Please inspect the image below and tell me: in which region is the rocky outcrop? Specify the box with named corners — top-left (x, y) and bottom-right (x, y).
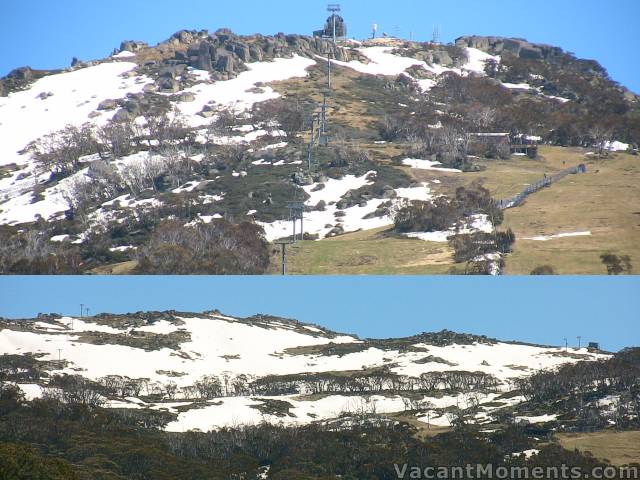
top-left (0, 66), bottom-right (37, 97)
top-left (167, 29), bottom-right (352, 79)
top-left (455, 35), bottom-right (563, 60)
top-left (118, 40), bottom-right (148, 53)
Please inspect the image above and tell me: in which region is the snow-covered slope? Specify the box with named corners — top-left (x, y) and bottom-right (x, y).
top-left (330, 46), bottom-right (498, 91)
top-left (1, 311), bottom-right (610, 432)
top-left (0, 61), bottom-right (152, 168)
top-left (1, 33), bottom-right (631, 266)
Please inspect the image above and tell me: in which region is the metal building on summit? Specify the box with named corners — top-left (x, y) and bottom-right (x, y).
top-left (314, 13), bottom-right (347, 41)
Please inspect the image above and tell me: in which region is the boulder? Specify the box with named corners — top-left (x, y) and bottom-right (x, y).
top-left (158, 76), bottom-right (180, 93)
top-left (119, 40), bottom-right (148, 53)
top-left (216, 54), bottom-right (234, 73)
top-left (159, 64), bottom-right (186, 79)
top-left (7, 66), bottom-right (34, 81)
top-left (382, 189), bottom-right (397, 199)
top-left (327, 225), bottom-right (344, 236)
top-left (249, 46), bottom-right (263, 61)
top-left (215, 28), bottom-right (235, 43)
top-left (178, 92), bottom-right (196, 102)
top-left (519, 45), bottom-right (543, 59)
top-left (432, 50), bottom-right (452, 66)
top-left (97, 99), bottom-right (118, 110)
top-left (196, 41), bottom-right (215, 70)
top-left (112, 109), bottom-right (133, 122)
top-left (175, 30), bottom-right (195, 44)
top-left (199, 104), bottom-right (216, 117)
top-left (233, 43), bottom-right (251, 62)
top-left (292, 171), bottom-right (314, 185)
top-left (123, 99), bottom-right (141, 115)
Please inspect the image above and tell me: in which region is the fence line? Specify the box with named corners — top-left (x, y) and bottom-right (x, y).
top-left (494, 163), bottom-right (587, 210)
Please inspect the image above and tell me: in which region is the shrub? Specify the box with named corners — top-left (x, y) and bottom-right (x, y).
top-left (393, 182), bottom-right (503, 233)
top-left (135, 219), bottom-right (270, 274)
top-left (28, 124), bottom-right (99, 178)
top-left (531, 265), bottom-right (556, 275)
top-left (600, 253), bottom-right (632, 275)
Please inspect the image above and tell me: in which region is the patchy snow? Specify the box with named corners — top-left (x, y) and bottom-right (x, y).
top-left (463, 48), bottom-right (500, 74)
top-left (260, 141), bottom-right (289, 151)
top-left (515, 414), bottom-right (558, 424)
top-left (511, 449), bottom-right (540, 459)
top-left (402, 158), bottom-right (462, 173)
top-left (306, 172), bottom-right (375, 206)
top-left (404, 214), bottom-right (493, 243)
top-left (16, 383), bottom-right (45, 401)
top-left (544, 94), bottom-right (571, 103)
top-left (0, 168), bottom-right (89, 225)
top-left (330, 46), bottom-right (497, 92)
top-left (0, 314), bottom-right (360, 387)
top-left (109, 245), bottom-right (134, 252)
top-left (2, 311), bottom-right (613, 432)
top-left (602, 140), bottom-right (630, 152)
top-left (171, 180), bottom-right (203, 193)
top-left (502, 82), bottom-right (533, 90)
top-left (523, 231), bottom-right (591, 241)
top-left (50, 234), bottom-right (70, 242)
top-left (259, 172), bottom-right (433, 241)
top-left (111, 50), bottom-right (136, 59)
top-left (167, 393), bottom-right (420, 432)
top-left (171, 55), bottom-right (315, 128)
top-left (0, 61), bottom-right (151, 168)
top-left (134, 320), bottom-right (182, 335)
top-left (331, 47), bottom-right (425, 76)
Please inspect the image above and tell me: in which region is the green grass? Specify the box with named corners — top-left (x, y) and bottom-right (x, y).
top-left (279, 146), bottom-right (639, 275)
top-left (556, 430), bottom-right (640, 466)
top-left (279, 226), bottom-right (456, 275)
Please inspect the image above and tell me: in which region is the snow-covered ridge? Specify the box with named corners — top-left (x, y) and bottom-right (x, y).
top-left (329, 46), bottom-right (499, 92)
top-left (1, 311), bottom-right (611, 432)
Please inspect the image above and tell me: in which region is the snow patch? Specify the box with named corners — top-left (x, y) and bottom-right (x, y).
top-left (402, 158), bottom-right (462, 173)
top-left (523, 231), bottom-right (591, 241)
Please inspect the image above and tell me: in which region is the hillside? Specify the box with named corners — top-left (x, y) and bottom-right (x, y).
top-left (0, 310), bottom-right (615, 430)
top-left (0, 29), bottom-right (638, 274)
top-left (2, 310), bottom-right (639, 478)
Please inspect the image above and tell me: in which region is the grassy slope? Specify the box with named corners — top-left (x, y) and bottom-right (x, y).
top-left (270, 58), bottom-right (640, 275)
top-left (280, 226), bottom-right (454, 275)
top-left (279, 145), bottom-right (639, 275)
top-left (556, 431), bottom-right (640, 466)
top-left (90, 59), bottom-right (639, 275)
top-left (492, 147), bottom-right (640, 274)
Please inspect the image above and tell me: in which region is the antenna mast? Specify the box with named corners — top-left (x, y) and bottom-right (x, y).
top-left (432, 25), bottom-right (440, 44)
top-left (327, 4), bottom-right (341, 44)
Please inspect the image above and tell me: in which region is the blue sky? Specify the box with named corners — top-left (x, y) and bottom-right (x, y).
top-left (2, 0), bottom-right (639, 93)
top-left (1, 276), bottom-right (638, 351)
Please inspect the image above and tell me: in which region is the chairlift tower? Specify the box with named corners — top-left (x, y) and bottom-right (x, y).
top-left (308, 112), bottom-right (318, 170)
top-left (287, 200), bottom-right (305, 243)
top-left (326, 50), bottom-right (332, 90)
top-left (327, 4), bottom-right (341, 44)
top-left (275, 241), bottom-right (290, 275)
top-left (320, 89), bottom-right (330, 145)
